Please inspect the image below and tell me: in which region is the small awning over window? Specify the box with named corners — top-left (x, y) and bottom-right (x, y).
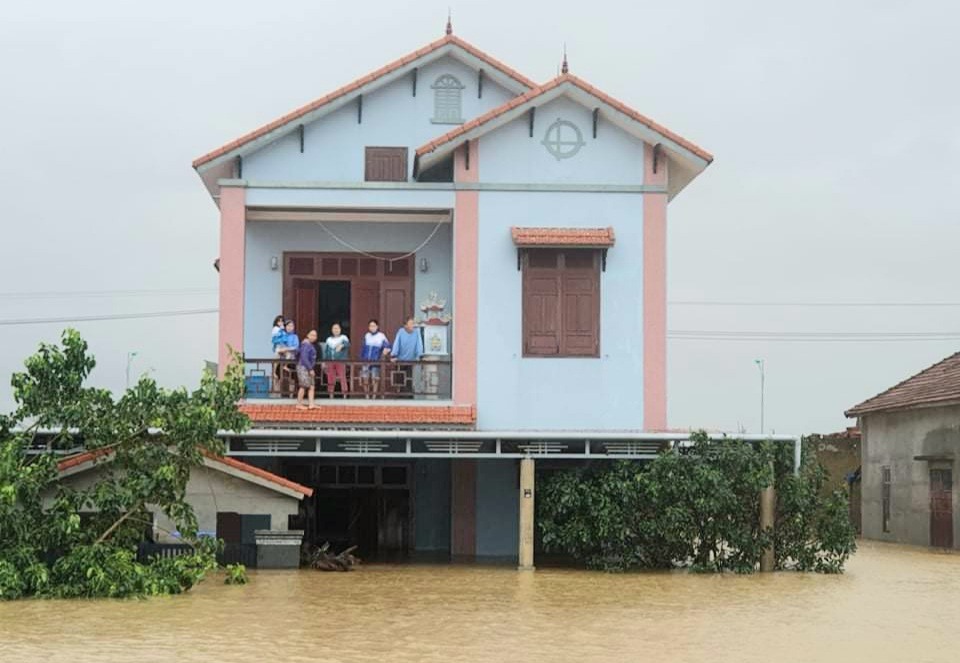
top-left (510, 226), bottom-right (616, 248)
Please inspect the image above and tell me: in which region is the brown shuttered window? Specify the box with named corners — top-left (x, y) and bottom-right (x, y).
top-left (522, 249), bottom-right (600, 357)
top-left (364, 147), bottom-right (408, 182)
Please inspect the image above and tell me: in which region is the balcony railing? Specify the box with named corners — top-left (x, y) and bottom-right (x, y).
top-left (243, 357), bottom-right (452, 401)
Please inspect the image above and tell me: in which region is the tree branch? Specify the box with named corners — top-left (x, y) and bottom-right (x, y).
top-left (94, 500), bottom-right (145, 544)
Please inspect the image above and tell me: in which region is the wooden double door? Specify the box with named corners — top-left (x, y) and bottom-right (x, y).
top-left (283, 252), bottom-right (413, 358)
top-left (930, 468), bottom-right (954, 549)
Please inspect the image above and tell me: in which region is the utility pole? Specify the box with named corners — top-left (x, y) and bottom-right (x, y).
top-left (754, 359), bottom-right (765, 434)
top-left (126, 351), bottom-right (138, 390)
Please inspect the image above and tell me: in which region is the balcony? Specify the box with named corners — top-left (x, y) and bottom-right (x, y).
top-left (243, 357), bottom-right (452, 401)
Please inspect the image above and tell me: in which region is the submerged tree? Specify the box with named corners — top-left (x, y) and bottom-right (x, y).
top-left (537, 432), bottom-right (856, 573)
top-left (0, 329), bottom-right (249, 599)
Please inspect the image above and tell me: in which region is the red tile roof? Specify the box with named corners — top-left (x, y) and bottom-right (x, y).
top-left (192, 35), bottom-right (536, 169)
top-left (55, 448), bottom-right (313, 497)
top-left (511, 226), bottom-right (616, 248)
top-left (416, 72), bottom-right (713, 163)
top-left (202, 452), bottom-right (313, 497)
top-left (239, 403), bottom-right (476, 426)
top-left (56, 446), bottom-right (113, 472)
top-left (846, 351), bottom-right (960, 417)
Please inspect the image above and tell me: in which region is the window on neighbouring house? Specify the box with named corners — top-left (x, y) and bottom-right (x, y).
top-left (431, 74), bottom-right (465, 124)
top-left (521, 249), bottom-right (601, 357)
top-left (365, 147), bottom-right (408, 182)
top-left (881, 466), bottom-right (892, 533)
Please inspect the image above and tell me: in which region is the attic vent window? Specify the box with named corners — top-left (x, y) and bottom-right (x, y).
top-left (431, 74), bottom-right (465, 124)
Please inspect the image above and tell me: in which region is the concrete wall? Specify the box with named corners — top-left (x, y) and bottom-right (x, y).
top-left (474, 190), bottom-right (645, 430)
top-left (244, 220), bottom-right (452, 357)
top-left (243, 56), bottom-right (513, 182)
top-left (50, 464), bottom-right (303, 544)
top-left (413, 459), bottom-right (451, 552)
top-left (861, 405), bottom-right (960, 548)
top-left (475, 460), bottom-right (519, 559)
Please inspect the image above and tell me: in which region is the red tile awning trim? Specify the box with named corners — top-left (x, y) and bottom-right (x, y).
top-left (511, 226), bottom-right (616, 248)
top-left (55, 448), bottom-right (313, 498)
top-left (416, 73), bottom-right (713, 163)
top-left (192, 35), bottom-right (536, 169)
top-left (239, 403), bottom-right (476, 426)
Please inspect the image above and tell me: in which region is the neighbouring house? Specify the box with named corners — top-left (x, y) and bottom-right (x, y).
top-left (191, 21), bottom-right (713, 565)
top-left (807, 428), bottom-right (861, 534)
top-left (52, 450), bottom-right (313, 565)
top-left (846, 351), bottom-right (960, 549)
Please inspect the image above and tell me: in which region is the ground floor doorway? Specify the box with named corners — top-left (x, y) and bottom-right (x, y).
top-left (930, 468), bottom-right (953, 548)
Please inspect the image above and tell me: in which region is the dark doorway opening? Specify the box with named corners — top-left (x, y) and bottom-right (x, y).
top-left (317, 280), bottom-right (351, 341)
top-left (304, 463), bottom-right (412, 561)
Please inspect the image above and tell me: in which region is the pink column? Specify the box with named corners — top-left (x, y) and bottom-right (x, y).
top-left (218, 186), bottom-right (246, 375)
top-left (453, 140), bottom-right (479, 406)
top-left (643, 145), bottom-right (668, 431)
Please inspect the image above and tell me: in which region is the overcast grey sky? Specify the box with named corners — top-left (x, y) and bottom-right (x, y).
top-left (1, 0), bottom-right (958, 434)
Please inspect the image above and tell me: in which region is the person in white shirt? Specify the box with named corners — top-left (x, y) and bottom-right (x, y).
top-left (322, 323), bottom-right (350, 397)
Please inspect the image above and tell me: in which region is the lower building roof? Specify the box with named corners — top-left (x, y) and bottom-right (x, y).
top-left (846, 350), bottom-right (960, 417)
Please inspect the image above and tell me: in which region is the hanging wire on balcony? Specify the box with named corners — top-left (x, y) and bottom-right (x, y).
top-left (313, 221), bottom-right (445, 262)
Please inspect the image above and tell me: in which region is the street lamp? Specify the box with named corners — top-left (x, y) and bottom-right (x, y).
top-left (754, 359), bottom-right (765, 434)
top-left (126, 351), bottom-right (139, 389)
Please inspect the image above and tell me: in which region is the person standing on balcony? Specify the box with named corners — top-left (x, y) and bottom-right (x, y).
top-left (390, 317), bottom-right (424, 397)
top-left (277, 319), bottom-right (299, 397)
top-left (323, 323), bottom-right (350, 398)
top-left (360, 319), bottom-right (391, 399)
top-left (296, 329), bottom-right (318, 409)
top-left (270, 315), bottom-right (285, 350)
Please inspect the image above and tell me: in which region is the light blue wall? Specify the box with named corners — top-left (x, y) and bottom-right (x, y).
top-left (479, 96), bottom-right (646, 185)
top-left (475, 460), bottom-right (519, 559)
top-left (243, 221), bottom-right (451, 357)
top-left (243, 56), bottom-right (514, 182)
top-left (413, 459), bottom-right (451, 552)
top-left (470, 108), bottom-right (649, 430)
top-left (474, 190), bottom-right (646, 430)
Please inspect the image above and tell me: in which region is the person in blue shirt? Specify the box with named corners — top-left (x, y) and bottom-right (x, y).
top-left (270, 315), bottom-right (285, 352)
top-left (359, 319), bottom-right (391, 398)
top-left (276, 319), bottom-right (299, 397)
top-left (391, 317), bottom-right (424, 361)
top-left (390, 317), bottom-right (423, 397)
top-left (277, 319), bottom-right (299, 358)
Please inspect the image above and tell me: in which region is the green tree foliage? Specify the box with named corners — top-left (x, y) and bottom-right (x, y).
top-left (0, 330), bottom-right (249, 599)
top-left (537, 433), bottom-right (856, 573)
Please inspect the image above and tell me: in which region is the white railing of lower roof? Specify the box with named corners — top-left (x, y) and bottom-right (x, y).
top-left (220, 429), bottom-right (804, 474)
top-left (22, 428), bottom-right (803, 473)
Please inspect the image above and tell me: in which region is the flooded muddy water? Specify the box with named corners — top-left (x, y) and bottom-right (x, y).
top-left (2, 541), bottom-right (959, 663)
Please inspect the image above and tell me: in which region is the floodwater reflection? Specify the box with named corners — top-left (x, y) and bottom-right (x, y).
top-left (2, 541), bottom-right (959, 663)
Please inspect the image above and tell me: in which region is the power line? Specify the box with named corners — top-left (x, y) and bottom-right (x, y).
top-left (669, 300), bottom-right (960, 308)
top-left (0, 287), bottom-right (217, 300)
top-left (0, 308), bottom-right (218, 327)
top-left (669, 329), bottom-right (960, 342)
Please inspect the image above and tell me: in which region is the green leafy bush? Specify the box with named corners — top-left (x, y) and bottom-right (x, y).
top-left (0, 330), bottom-right (249, 599)
top-left (224, 563), bottom-right (248, 585)
top-left (537, 433), bottom-right (856, 573)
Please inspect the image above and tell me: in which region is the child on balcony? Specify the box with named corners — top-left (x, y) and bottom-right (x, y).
top-left (323, 323), bottom-right (350, 398)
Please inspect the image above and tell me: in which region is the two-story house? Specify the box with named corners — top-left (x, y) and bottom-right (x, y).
top-left (193, 22), bottom-right (713, 567)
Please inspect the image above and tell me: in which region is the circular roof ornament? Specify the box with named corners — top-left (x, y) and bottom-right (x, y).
top-left (541, 119), bottom-right (585, 160)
